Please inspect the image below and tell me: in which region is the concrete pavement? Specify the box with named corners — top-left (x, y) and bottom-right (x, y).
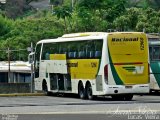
top-left (0, 93), bottom-right (45, 97)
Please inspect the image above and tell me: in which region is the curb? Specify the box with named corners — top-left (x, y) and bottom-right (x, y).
top-left (0, 93), bottom-right (45, 97)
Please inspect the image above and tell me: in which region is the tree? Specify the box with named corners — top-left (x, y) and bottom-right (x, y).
top-left (135, 8), bottom-right (160, 32)
top-left (102, 0), bottom-right (126, 22)
top-left (1, 0), bottom-right (160, 60)
top-left (74, 0), bottom-right (127, 31)
top-left (26, 0), bottom-right (39, 5)
top-left (113, 15), bottom-right (130, 31)
top-left (126, 8), bottom-right (141, 30)
top-left (0, 15), bottom-right (64, 60)
top-left (54, 5), bottom-right (72, 32)
top-left (0, 15), bottom-right (13, 37)
top-left (136, 21), bottom-right (147, 32)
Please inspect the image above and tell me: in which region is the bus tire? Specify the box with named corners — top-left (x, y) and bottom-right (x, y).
top-left (42, 80), bottom-right (49, 96)
top-left (86, 82), bottom-right (94, 100)
top-left (111, 95), bottom-right (124, 101)
top-left (124, 94), bottom-right (133, 101)
top-left (78, 82), bottom-right (86, 99)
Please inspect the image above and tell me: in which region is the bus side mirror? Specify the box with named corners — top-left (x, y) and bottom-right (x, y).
top-left (28, 52), bottom-right (35, 64)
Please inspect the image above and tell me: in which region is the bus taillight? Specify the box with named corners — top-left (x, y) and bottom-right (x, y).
top-left (104, 64), bottom-right (108, 84)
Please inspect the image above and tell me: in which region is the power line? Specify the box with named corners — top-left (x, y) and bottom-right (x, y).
top-left (0, 48), bottom-right (29, 82)
top-left (0, 49), bottom-right (27, 52)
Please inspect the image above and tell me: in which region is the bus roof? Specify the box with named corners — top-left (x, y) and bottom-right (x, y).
top-left (37, 32), bottom-right (107, 44)
top-left (61, 32), bottom-right (106, 38)
top-left (37, 32), bottom-right (145, 44)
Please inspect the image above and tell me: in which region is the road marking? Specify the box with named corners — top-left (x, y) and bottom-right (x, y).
top-left (3, 109), bottom-right (160, 115)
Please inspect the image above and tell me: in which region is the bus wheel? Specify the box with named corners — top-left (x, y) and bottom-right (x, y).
top-left (42, 80), bottom-right (49, 95)
top-left (78, 82), bottom-right (86, 99)
top-left (111, 95), bottom-right (124, 101)
top-left (124, 94), bottom-right (133, 101)
top-left (86, 83), bottom-right (94, 100)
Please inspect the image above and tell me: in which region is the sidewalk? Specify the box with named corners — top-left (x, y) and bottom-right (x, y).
top-left (0, 93), bottom-right (45, 97)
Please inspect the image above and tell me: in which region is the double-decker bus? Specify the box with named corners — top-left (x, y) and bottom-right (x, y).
top-left (33, 32), bottom-right (149, 100)
top-left (149, 38), bottom-right (160, 92)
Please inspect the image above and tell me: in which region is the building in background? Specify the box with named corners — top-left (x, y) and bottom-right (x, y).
top-left (0, 0), bottom-right (6, 4)
top-left (0, 61), bottom-right (31, 83)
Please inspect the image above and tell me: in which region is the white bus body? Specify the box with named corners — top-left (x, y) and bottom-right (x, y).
top-left (34, 32), bottom-right (149, 100)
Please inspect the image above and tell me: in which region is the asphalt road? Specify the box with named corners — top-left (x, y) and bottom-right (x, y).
top-left (0, 94), bottom-right (160, 120)
top-left (2, 114), bottom-right (157, 120)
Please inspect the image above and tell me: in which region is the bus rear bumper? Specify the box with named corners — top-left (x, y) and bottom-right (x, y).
top-left (104, 84), bottom-right (149, 95)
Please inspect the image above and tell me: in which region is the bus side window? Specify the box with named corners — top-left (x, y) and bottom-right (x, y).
top-left (68, 52), bottom-right (77, 58)
top-left (77, 41), bottom-right (86, 59)
top-left (94, 40), bottom-right (103, 59)
top-left (45, 52), bottom-right (50, 60)
top-left (52, 43), bottom-right (59, 54)
top-left (42, 43), bottom-right (57, 60)
top-left (41, 44), bottom-right (46, 60)
top-left (78, 51), bottom-right (85, 58)
top-left (86, 41), bottom-right (95, 59)
top-left (68, 41), bottom-right (77, 59)
top-left (95, 51), bottom-right (102, 58)
top-left (87, 51), bottom-right (94, 58)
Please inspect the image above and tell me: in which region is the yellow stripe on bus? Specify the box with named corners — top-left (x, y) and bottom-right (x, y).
top-left (67, 59), bottom-right (100, 79)
top-left (50, 54), bottom-right (66, 60)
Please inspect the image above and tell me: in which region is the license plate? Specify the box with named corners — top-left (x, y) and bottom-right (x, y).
top-left (125, 86), bottom-right (132, 89)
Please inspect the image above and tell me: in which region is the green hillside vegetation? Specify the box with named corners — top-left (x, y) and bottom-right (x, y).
top-left (0, 0), bottom-right (160, 60)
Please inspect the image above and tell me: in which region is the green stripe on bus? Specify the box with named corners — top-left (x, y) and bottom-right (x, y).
top-left (150, 62), bottom-right (160, 87)
top-left (123, 66), bottom-right (135, 69)
top-left (108, 49), bottom-right (123, 85)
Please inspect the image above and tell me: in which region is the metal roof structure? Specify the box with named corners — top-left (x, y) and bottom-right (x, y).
top-left (0, 61), bottom-right (31, 73)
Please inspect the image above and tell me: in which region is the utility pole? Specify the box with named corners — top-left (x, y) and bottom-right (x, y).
top-left (8, 47), bottom-right (11, 83)
top-left (0, 48), bottom-right (29, 83)
top-left (30, 42), bottom-right (34, 93)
